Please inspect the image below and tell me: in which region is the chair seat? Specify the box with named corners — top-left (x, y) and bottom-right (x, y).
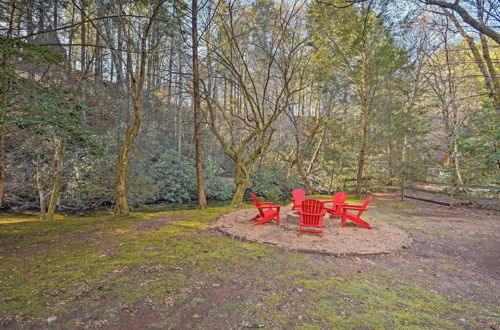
top-left (249, 193), bottom-right (281, 226)
top-left (263, 209), bottom-right (278, 217)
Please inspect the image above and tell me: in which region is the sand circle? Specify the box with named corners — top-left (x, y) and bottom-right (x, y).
top-left (214, 207), bottom-right (411, 256)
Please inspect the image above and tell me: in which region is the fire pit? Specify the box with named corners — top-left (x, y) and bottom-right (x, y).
top-left (213, 206), bottom-right (411, 256)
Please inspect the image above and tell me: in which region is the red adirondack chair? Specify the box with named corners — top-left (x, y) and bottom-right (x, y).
top-left (341, 196), bottom-right (373, 229)
top-left (323, 192), bottom-right (347, 219)
top-left (291, 189), bottom-right (306, 212)
top-left (297, 199), bottom-right (327, 237)
top-left (249, 193), bottom-right (281, 226)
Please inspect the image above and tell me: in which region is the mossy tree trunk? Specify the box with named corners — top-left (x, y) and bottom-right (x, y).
top-left (46, 137), bottom-right (66, 220)
top-left (231, 162), bottom-right (251, 205)
top-left (35, 152), bottom-right (46, 220)
top-left (204, 3), bottom-right (308, 206)
top-left (113, 2), bottom-right (165, 218)
top-left (115, 93), bottom-right (143, 218)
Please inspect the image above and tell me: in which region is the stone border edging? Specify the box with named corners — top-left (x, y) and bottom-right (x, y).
top-left (212, 225), bottom-right (412, 258)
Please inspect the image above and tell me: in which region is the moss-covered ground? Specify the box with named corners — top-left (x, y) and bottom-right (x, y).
top-left (0, 196), bottom-right (498, 329)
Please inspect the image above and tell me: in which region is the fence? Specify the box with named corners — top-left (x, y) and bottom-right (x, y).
top-left (339, 177), bottom-right (500, 211)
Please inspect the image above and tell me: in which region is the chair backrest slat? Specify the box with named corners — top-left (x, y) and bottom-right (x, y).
top-left (357, 196), bottom-right (373, 217)
top-left (292, 189), bottom-right (306, 210)
top-left (300, 199), bottom-right (324, 226)
top-left (250, 193), bottom-right (266, 217)
top-left (333, 192), bottom-right (347, 205)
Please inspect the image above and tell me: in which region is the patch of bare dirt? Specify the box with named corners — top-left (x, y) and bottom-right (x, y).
top-left (130, 214), bottom-right (179, 234)
top-left (313, 194), bottom-right (500, 306)
top-left (213, 206), bottom-right (411, 256)
top-left (105, 307), bottom-right (162, 330)
top-left (168, 282), bottom-right (249, 330)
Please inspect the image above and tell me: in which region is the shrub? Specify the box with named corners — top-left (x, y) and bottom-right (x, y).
top-left (251, 170), bottom-right (283, 199)
top-left (150, 150), bottom-right (235, 203)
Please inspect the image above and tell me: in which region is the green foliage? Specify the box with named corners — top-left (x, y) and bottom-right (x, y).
top-left (0, 36), bottom-right (101, 153)
top-left (0, 36), bottom-right (62, 64)
top-left (204, 165), bottom-right (236, 201)
top-left (10, 83), bottom-right (100, 150)
top-left (251, 171), bottom-right (282, 200)
top-left (458, 103), bottom-right (500, 184)
top-left (150, 150), bottom-right (197, 203)
top-left (150, 150), bottom-right (235, 203)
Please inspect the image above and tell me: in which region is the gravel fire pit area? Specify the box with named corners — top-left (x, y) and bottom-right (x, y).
top-left (214, 207), bottom-right (412, 256)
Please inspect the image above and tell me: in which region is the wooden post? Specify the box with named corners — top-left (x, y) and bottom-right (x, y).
top-left (400, 177), bottom-right (405, 201)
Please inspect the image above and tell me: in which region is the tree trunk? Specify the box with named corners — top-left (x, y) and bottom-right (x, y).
top-left (356, 59), bottom-right (369, 197)
top-left (36, 153), bottom-right (46, 220)
top-left (295, 158), bottom-right (314, 194)
top-left (116, 24), bottom-right (124, 84)
top-left (53, 0), bottom-right (58, 30)
top-left (231, 162), bottom-right (250, 206)
top-left (177, 51), bottom-right (183, 154)
top-left (0, 121), bottom-right (5, 209)
top-left (453, 139), bottom-right (464, 185)
top-left (113, 1), bottom-right (164, 217)
top-left (447, 12), bottom-right (499, 114)
top-left (79, 2), bottom-right (87, 122)
top-left (306, 128), bottom-right (324, 176)
top-left (192, 0), bottom-right (207, 209)
top-left (115, 94), bottom-right (142, 218)
top-left (0, 2), bottom-right (15, 209)
top-left (400, 135), bottom-right (407, 201)
top-left (46, 137), bottom-right (66, 220)
top-left (80, 2), bottom-right (86, 74)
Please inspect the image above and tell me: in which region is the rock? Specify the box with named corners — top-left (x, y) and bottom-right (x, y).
top-left (242, 322), bottom-right (265, 328)
top-left (46, 316), bottom-right (57, 324)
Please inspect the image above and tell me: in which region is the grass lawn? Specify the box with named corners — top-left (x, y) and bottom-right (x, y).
top-left (0, 196), bottom-right (499, 329)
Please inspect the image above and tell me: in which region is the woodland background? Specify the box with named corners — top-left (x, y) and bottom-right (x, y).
top-left (0, 0), bottom-right (498, 218)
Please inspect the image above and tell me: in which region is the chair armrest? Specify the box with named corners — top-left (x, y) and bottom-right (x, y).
top-left (260, 205), bottom-right (281, 209)
top-left (260, 202), bottom-right (273, 205)
top-left (343, 206), bottom-right (367, 211)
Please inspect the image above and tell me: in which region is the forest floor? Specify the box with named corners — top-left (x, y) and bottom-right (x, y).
top-left (0, 194), bottom-right (499, 329)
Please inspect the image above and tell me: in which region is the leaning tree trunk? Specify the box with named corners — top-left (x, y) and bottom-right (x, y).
top-left (113, 1), bottom-right (163, 217)
top-left (295, 158), bottom-right (314, 194)
top-left (35, 153), bottom-right (46, 220)
top-left (46, 137), bottom-right (66, 220)
top-left (115, 94), bottom-right (142, 218)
